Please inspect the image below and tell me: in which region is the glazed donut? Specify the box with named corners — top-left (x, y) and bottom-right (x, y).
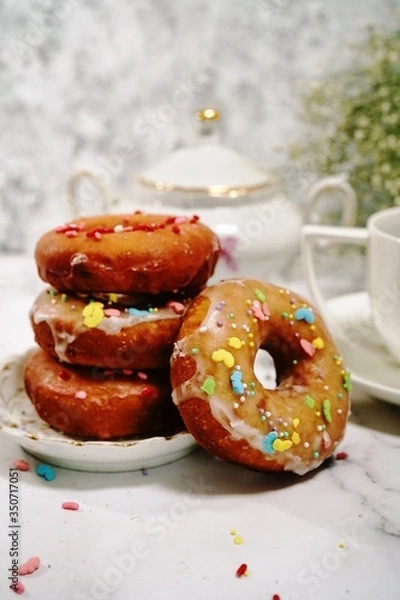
top-left (24, 349), bottom-right (184, 440)
top-left (35, 213), bottom-right (220, 295)
top-left (30, 288), bottom-right (191, 370)
top-left (170, 279), bottom-right (350, 475)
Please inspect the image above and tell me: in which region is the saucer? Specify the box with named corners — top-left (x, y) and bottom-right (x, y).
top-left (326, 292), bottom-right (400, 405)
top-left (0, 351), bottom-right (197, 472)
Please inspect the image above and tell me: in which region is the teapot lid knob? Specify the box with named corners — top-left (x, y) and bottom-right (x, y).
top-left (195, 108), bottom-right (221, 139)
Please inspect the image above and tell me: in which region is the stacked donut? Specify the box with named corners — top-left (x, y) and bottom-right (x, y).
top-left (24, 213), bottom-right (220, 440)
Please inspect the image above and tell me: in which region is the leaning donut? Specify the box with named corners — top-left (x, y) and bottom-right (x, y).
top-left (30, 288), bottom-right (191, 370)
top-left (24, 349), bottom-right (183, 440)
top-left (35, 213), bottom-right (220, 295)
top-left (170, 279), bottom-right (350, 474)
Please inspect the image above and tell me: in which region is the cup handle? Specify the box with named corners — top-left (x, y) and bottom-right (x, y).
top-left (305, 175), bottom-right (358, 227)
top-left (66, 170), bottom-right (109, 218)
top-left (301, 224), bottom-right (369, 330)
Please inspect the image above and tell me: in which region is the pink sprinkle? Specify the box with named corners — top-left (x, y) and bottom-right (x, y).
top-left (75, 390), bottom-right (87, 399)
top-left (137, 371), bottom-right (148, 380)
top-left (251, 300), bottom-right (266, 321)
top-left (94, 231), bottom-right (102, 241)
top-left (13, 459), bottom-right (30, 471)
top-left (300, 338), bottom-right (315, 357)
top-left (262, 302), bottom-right (270, 317)
top-left (123, 369), bottom-right (133, 375)
top-left (104, 308), bottom-right (121, 317)
top-left (174, 216), bottom-right (189, 224)
top-left (62, 501), bottom-right (80, 511)
top-left (65, 230), bottom-right (78, 238)
top-left (12, 582), bottom-right (25, 594)
top-left (167, 301), bottom-right (185, 314)
top-left (19, 556), bottom-right (40, 576)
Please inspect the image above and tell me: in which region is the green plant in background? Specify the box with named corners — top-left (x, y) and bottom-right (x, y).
top-left (293, 25), bottom-right (400, 226)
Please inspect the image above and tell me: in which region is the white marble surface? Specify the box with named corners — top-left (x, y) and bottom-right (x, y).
top-left (1, 1), bottom-right (399, 251)
top-left (0, 255), bottom-right (399, 600)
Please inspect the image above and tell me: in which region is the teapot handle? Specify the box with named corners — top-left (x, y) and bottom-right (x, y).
top-left (305, 174), bottom-right (357, 227)
top-left (66, 170), bottom-right (109, 218)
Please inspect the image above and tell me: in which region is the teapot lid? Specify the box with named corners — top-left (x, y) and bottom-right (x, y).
top-left (136, 108), bottom-right (276, 198)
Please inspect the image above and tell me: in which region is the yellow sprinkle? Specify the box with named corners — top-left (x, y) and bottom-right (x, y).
top-left (246, 299), bottom-right (251, 305)
top-left (228, 337), bottom-right (242, 350)
top-left (82, 302), bottom-right (104, 328)
top-left (293, 418), bottom-right (300, 429)
top-left (310, 325), bottom-right (316, 331)
top-left (234, 535), bottom-right (244, 545)
top-left (312, 337), bottom-right (325, 349)
top-left (211, 349), bottom-right (235, 368)
top-left (249, 342), bottom-right (254, 348)
top-left (288, 313), bottom-right (293, 319)
top-left (252, 318), bottom-right (257, 323)
top-left (272, 438), bottom-right (293, 452)
top-left (248, 333), bottom-right (253, 339)
top-left (315, 410), bottom-right (321, 417)
top-left (292, 432), bottom-right (300, 445)
top-left (279, 289), bottom-right (284, 294)
top-left (108, 293), bottom-right (118, 303)
top-left (230, 529), bottom-right (237, 536)
top-left (338, 541), bottom-right (345, 549)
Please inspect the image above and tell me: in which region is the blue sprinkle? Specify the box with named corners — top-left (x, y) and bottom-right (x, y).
top-left (294, 307), bottom-right (315, 324)
top-left (263, 431), bottom-right (278, 454)
top-left (230, 370), bottom-right (244, 394)
top-left (36, 463), bottom-right (56, 481)
top-left (128, 308), bottom-right (150, 317)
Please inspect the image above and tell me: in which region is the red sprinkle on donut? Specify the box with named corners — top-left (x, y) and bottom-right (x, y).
top-left (272, 595), bottom-right (281, 600)
top-left (236, 563), bottom-right (248, 578)
top-left (140, 386), bottom-right (157, 400)
top-left (336, 451), bottom-right (348, 460)
top-left (59, 370), bottom-right (71, 381)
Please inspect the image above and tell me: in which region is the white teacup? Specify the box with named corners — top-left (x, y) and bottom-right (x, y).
top-left (302, 206), bottom-right (400, 364)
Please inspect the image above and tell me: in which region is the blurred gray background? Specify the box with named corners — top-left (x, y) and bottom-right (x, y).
top-left (0, 0), bottom-right (398, 251)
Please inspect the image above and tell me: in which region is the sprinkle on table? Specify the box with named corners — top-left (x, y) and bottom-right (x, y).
top-left (36, 463), bottom-right (56, 481)
top-left (336, 451), bottom-right (348, 460)
top-left (18, 556), bottom-right (41, 575)
top-left (13, 459), bottom-right (30, 471)
top-left (62, 501), bottom-right (80, 511)
top-left (235, 563), bottom-right (248, 578)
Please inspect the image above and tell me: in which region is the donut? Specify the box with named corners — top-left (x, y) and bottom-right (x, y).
top-left (30, 288), bottom-right (191, 369)
top-left (170, 279), bottom-right (351, 475)
top-left (35, 213), bottom-right (220, 295)
top-left (24, 349), bottom-right (184, 440)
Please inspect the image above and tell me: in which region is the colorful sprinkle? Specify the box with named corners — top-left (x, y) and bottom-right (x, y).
top-left (312, 337), bottom-right (325, 349)
top-left (18, 556), bottom-right (41, 576)
top-left (36, 463), bottom-right (56, 481)
top-left (254, 288), bottom-right (266, 302)
top-left (305, 394), bottom-right (316, 408)
top-left (322, 399), bottom-right (332, 422)
top-left (103, 308), bottom-right (121, 317)
top-left (342, 370), bottom-right (352, 392)
top-left (230, 370), bottom-right (245, 394)
top-left (12, 582), bottom-right (25, 594)
top-left (128, 307), bottom-right (149, 317)
top-left (167, 301), bottom-right (185, 314)
top-left (294, 307), bottom-right (315, 324)
top-left (292, 418), bottom-right (300, 429)
top-left (62, 501), bottom-right (80, 511)
top-left (236, 563), bottom-right (248, 578)
top-left (234, 534), bottom-right (244, 545)
top-left (300, 338), bottom-right (315, 356)
top-left (13, 459), bottom-right (30, 471)
top-left (228, 336), bottom-right (243, 349)
top-left (263, 431), bottom-right (278, 454)
top-left (272, 438), bottom-right (293, 452)
top-left (75, 390), bottom-right (88, 400)
top-left (201, 377), bottom-right (216, 395)
top-left (292, 432), bottom-right (300, 445)
top-left (212, 349), bottom-right (235, 368)
top-left (82, 302), bottom-right (104, 328)
top-left (336, 451), bottom-right (348, 460)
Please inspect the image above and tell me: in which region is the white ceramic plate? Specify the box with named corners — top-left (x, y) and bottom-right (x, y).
top-left (0, 351), bottom-right (197, 472)
top-left (326, 291), bottom-right (400, 405)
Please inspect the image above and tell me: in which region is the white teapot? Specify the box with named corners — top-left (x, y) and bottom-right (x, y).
top-left (68, 108), bottom-right (357, 282)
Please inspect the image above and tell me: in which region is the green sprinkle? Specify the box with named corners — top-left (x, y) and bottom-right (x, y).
top-left (322, 399), bottom-right (332, 422)
top-left (342, 370), bottom-right (352, 392)
top-left (229, 312), bottom-right (235, 319)
top-left (260, 414), bottom-right (267, 422)
top-left (49, 289), bottom-right (57, 297)
top-left (312, 451), bottom-right (320, 459)
top-left (191, 348), bottom-right (199, 355)
top-left (249, 381), bottom-right (256, 388)
top-left (61, 293), bottom-right (67, 303)
top-left (254, 288), bottom-right (266, 302)
top-left (201, 377), bottom-right (215, 396)
top-left (305, 394), bottom-right (316, 408)
top-left (337, 392), bottom-right (343, 399)
top-left (281, 312), bottom-right (288, 319)
top-left (283, 431), bottom-right (289, 438)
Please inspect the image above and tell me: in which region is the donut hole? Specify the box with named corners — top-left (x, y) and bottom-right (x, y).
top-left (253, 348), bottom-right (277, 390)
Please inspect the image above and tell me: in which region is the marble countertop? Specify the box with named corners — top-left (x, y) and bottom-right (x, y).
top-left (0, 255), bottom-right (399, 600)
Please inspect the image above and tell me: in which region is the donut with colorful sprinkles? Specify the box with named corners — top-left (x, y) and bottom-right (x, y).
top-left (30, 288), bottom-right (191, 369)
top-left (24, 348), bottom-right (183, 440)
top-left (170, 279), bottom-right (351, 474)
top-left (35, 213), bottom-right (220, 295)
